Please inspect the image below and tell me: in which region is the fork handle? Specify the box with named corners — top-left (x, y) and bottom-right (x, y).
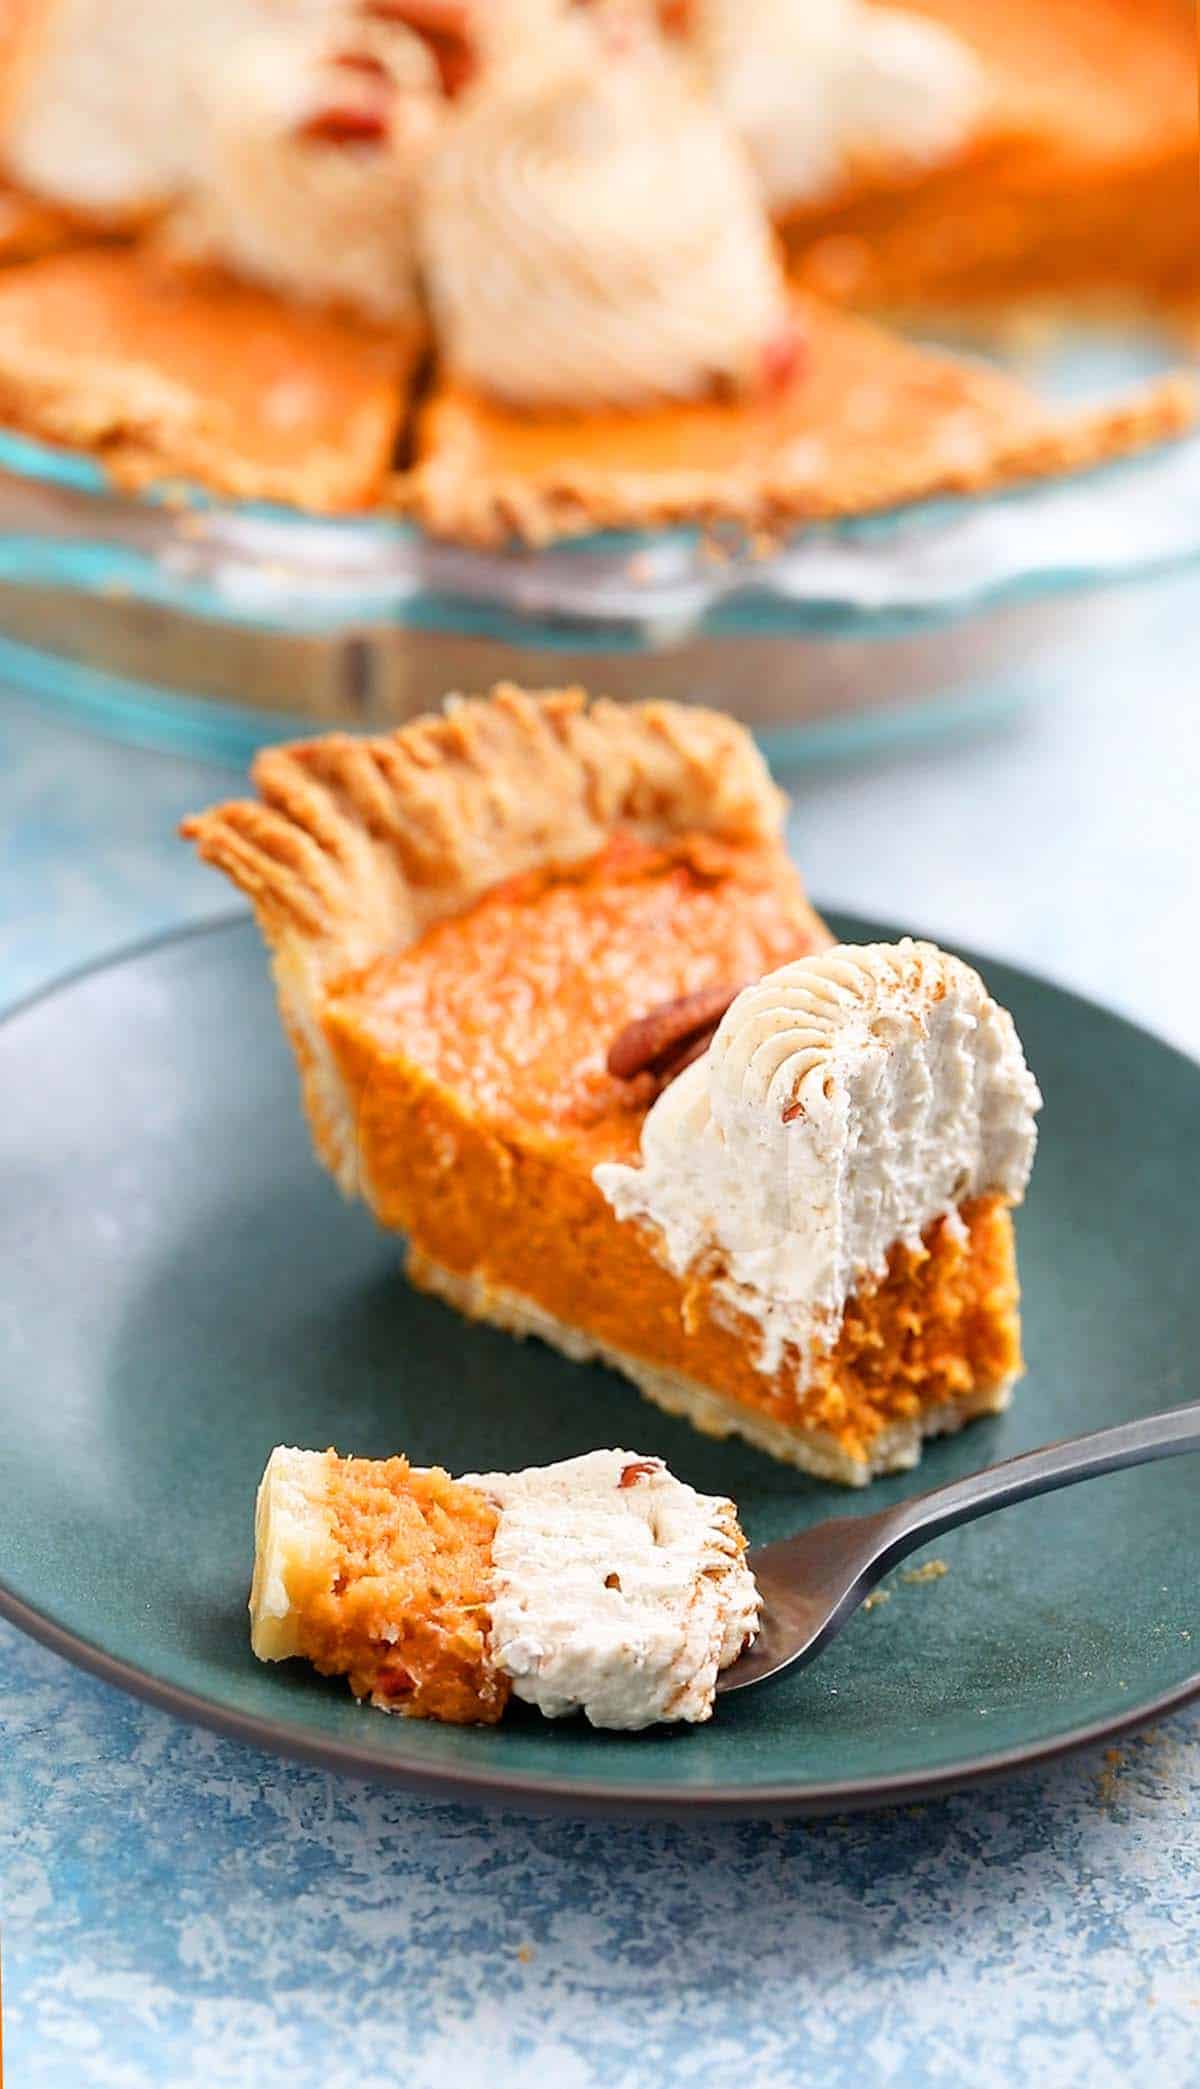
top-left (879, 1398), bottom-right (1200, 1564)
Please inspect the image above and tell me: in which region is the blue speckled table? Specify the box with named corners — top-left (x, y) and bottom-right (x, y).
top-left (3, 578), bottom-right (1199, 2086)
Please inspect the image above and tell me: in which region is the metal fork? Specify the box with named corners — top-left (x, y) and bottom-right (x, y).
top-left (718, 1400), bottom-right (1200, 1695)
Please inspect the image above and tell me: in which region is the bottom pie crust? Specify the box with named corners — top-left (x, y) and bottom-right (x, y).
top-left (408, 1248), bottom-right (1016, 1489)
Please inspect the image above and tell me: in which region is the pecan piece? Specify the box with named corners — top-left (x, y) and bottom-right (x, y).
top-left (606, 982), bottom-right (745, 1089)
top-left (618, 1459), bottom-right (663, 1488)
top-left (296, 103), bottom-right (389, 145)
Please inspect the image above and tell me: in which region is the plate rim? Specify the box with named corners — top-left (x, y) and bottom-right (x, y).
top-left (3, 910), bottom-right (1198, 1819)
top-left (4, 1577), bottom-right (1197, 1820)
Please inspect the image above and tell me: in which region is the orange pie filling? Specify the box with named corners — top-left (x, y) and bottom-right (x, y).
top-left (251, 1448), bottom-right (509, 1722)
top-left (783, 0), bottom-right (1200, 315)
top-left (320, 834), bottom-right (1028, 1482)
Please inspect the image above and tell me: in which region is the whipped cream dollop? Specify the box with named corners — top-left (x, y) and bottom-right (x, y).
top-left (0, 0), bottom-right (326, 215)
top-left (596, 941), bottom-right (1041, 1374)
top-left (692, 0), bottom-right (985, 212)
top-left (420, 13), bottom-right (791, 410)
top-left (466, 1449), bottom-right (759, 1728)
top-left (182, 16), bottom-right (442, 322)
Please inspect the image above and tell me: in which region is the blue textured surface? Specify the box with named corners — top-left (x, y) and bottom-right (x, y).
top-left (4, 1619), bottom-right (1199, 2089)
top-left (2, 577), bottom-right (1200, 2082)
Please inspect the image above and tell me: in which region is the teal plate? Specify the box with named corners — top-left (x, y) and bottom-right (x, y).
top-left (1, 914), bottom-right (1197, 1816)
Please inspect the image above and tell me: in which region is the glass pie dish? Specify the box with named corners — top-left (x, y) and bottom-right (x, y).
top-left (2, 330), bottom-right (1198, 769)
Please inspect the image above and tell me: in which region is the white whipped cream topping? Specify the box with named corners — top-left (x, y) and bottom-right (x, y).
top-left (420, 13), bottom-right (790, 409)
top-left (465, 1449), bottom-right (759, 1729)
top-left (596, 940), bottom-right (1041, 1374)
top-left (469, 0), bottom-right (574, 71)
top-left (182, 18), bottom-right (441, 323)
top-left (692, 0), bottom-right (984, 212)
top-left (1, 0), bottom-right (326, 215)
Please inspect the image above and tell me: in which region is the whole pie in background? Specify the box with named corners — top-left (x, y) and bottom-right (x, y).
top-left (0, 0), bottom-right (1187, 526)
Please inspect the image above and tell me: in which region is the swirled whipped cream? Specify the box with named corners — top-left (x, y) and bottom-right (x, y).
top-left (692, 0), bottom-right (984, 212)
top-left (596, 941), bottom-right (1041, 1373)
top-left (180, 17), bottom-right (441, 322)
top-left (419, 13), bottom-right (791, 409)
top-left (466, 1450), bottom-right (759, 1728)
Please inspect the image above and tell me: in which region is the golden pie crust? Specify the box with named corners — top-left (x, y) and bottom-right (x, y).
top-left (184, 683), bottom-right (792, 1177)
top-left (0, 246), bottom-right (1180, 535)
top-left (0, 245), bottom-right (422, 510)
top-left (184, 683), bottom-right (1027, 1485)
top-left (406, 293), bottom-right (1194, 546)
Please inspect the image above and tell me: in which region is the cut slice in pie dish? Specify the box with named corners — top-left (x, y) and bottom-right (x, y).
top-left (405, 4), bottom-right (1194, 545)
top-left (408, 292), bottom-right (1194, 546)
top-left (184, 684), bottom-right (1042, 1485)
top-left (0, 246), bottom-right (422, 511)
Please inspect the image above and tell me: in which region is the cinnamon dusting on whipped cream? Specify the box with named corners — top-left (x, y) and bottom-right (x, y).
top-left (596, 940), bottom-right (1041, 1374)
